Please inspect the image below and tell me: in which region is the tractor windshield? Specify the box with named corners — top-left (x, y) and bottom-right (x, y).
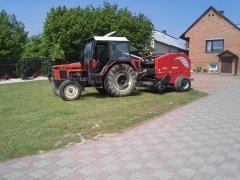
top-left (84, 42), bottom-right (93, 62)
top-left (109, 41), bottom-right (130, 61)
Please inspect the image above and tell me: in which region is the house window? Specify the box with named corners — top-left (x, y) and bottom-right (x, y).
top-left (209, 63), bottom-right (218, 71)
top-left (206, 39), bottom-right (224, 53)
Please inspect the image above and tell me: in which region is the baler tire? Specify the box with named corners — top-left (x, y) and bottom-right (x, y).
top-left (59, 80), bottom-right (82, 101)
top-left (104, 64), bottom-right (136, 97)
top-left (174, 76), bottom-right (191, 92)
top-left (52, 84), bottom-right (59, 96)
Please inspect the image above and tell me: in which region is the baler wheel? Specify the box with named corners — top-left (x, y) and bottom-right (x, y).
top-left (59, 80), bottom-right (82, 101)
top-left (174, 76), bottom-right (191, 92)
top-left (104, 64), bottom-right (136, 96)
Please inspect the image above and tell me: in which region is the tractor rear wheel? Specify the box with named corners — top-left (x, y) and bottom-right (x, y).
top-left (95, 87), bottom-right (107, 94)
top-left (174, 76), bottom-right (191, 92)
top-left (104, 64), bottom-right (136, 96)
top-left (59, 80), bottom-right (82, 101)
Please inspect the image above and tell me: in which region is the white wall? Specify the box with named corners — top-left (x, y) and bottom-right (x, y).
top-left (152, 40), bottom-right (179, 54)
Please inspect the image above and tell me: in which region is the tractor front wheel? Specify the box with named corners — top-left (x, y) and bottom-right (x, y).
top-left (104, 64), bottom-right (136, 96)
top-left (52, 84), bottom-right (59, 96)
top-left (59, 80), bottom-right (82, 101)
top-left (174, 76), bottom-right (191, 92)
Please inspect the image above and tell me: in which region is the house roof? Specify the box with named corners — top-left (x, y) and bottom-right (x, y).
top-left (218, 50), bottom-right (240, 58)
top-left (153, 30), bottom-right (187, 50)
top-left (180, 6), bottom-right (240, 40)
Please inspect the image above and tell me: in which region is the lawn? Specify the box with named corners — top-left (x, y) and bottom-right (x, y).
top-left (0, 80), bottom-right (206, 161)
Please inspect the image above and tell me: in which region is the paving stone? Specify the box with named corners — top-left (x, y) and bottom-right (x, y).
top-left (101, 164), bottom-right (120, 173)
top-left (125, 162), bottom-right (142, 170)
top-left (28, 169), bottom-right (49, 179)
top-left (199, 165), bottom-right (217, 176)
top-left (9, 161), bottom-right (28, 169)
top-left (56, 158), bottom-right (73, 166)
top-left (130, 172), bottom-right (150, 179)
top-left (208, 154), bottom-right (225, 163)
top-left (53, 167), bottom-right (73, 177)
top-left (193, 172), bottom-right (214, 180)
top-left (106, 174), bottom-right (126, 180)
top-left (167, 158), bottom-right (185, 167)
top-left (2, 170), bottom-right (24, 180)
top-left (178, 149), bottom-right (195, 156)
top-left (188, 156), bottom-right (205, 164)
top-left (152, 169), bottom-right (174, 179)
top-left (115, 168), bottom-right (134, 178)
top-left (77, 165), bottom-right (98, 176)
top-left (33, 159), bottom-right (52, 168)
top-left (57, 150), bottom-right (74, 158)
top-left (198, 147), bottom-right (213, 155)
top-left (220, 162), bottom-right (239, 173)
top-left (146, 160), bottom-right (163, 169)
top-left (177, 167), bottom-right (196, 178)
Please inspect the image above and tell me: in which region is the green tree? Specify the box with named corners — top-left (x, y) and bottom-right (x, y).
top-left (0, 10), bottom-right (28, 59)
top-left (21, 34), bottom-right (44, 59)
top-left (42, 2), bottom-right (153, 61)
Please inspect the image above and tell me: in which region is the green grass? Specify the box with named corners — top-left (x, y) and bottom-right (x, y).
top-left (0, 80), bottom-right (207, 161)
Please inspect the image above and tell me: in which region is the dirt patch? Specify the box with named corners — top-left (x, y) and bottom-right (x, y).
top-left (191, 73), bottom-right (240, 94)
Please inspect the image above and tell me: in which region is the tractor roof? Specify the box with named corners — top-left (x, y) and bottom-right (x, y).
top-left (93, 36), bottom-right (129, 42)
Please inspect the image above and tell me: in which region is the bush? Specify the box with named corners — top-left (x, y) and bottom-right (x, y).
top-left (196, 67), bottom-right (202, 72)
top-left (16, 59), bottom-right (36, 79)
top-left (41, 59), bottom-right (52, 76)
top-left (203, 69), bottom-right (208, 73)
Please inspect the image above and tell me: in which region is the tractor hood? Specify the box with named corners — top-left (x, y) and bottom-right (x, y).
top-left (52, 63), bottom-right (82, 70)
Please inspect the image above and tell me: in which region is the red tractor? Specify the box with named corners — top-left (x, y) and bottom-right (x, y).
top-left (49, 33), bottom-right (191, 101)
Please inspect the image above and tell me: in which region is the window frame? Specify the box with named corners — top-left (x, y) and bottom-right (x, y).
top-left (205, 39), bottom-right (224, 53)
top-left (208, 63), bottom-right (218, 71)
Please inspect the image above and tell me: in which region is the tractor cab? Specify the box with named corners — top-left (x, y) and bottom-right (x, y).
top-left (83, 36), bottom-right (132, 86)
top-left (49, 33), bottom-right (142, 100)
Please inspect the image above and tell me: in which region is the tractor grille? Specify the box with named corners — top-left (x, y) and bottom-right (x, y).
top-left (60, 70), bottom-right (67, 79)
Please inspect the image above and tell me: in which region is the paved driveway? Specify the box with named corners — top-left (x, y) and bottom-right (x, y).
top-left (191, 73), bottom-right (240, 94)
top-left (1, 79), bottom-right (240, 179)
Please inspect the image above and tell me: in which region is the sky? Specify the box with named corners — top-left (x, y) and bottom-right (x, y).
top-left (1, 0), bottom-right (240, 38)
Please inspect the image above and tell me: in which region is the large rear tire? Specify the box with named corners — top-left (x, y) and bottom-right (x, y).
top-left (95, 87), bottom-right (107, 94)
top-left (104, 64), bottom-right (136, 96)
top-left (174, 76), bottom-right (191, 92)
top-left (59, 80), bottom-right (82, 101)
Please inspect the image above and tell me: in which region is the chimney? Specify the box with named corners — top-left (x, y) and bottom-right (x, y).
top-left (219, 10), bottom-right (224, 15)
top-left (162, 30), bottom-right (166, 34)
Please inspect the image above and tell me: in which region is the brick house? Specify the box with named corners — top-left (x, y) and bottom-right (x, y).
top-left (180, 6), bottom-right (240, 75)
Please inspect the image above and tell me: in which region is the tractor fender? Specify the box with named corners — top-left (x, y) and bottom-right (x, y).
top-left (68, 77), bottom-right (85, 91)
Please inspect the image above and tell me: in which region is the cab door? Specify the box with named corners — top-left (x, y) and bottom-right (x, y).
top-left (84, 41), bottom-right (94, 85)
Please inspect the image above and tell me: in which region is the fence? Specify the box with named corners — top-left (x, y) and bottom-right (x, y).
top-left (0, 58), bottom-right (79, 79)
top-left (0, 59), bottom-right (44, 79)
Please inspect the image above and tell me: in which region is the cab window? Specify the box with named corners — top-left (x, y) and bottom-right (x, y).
top-left (84, 42), bottom-right (93, 62)
top-left (109, 41), bottom-right (130, 60)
